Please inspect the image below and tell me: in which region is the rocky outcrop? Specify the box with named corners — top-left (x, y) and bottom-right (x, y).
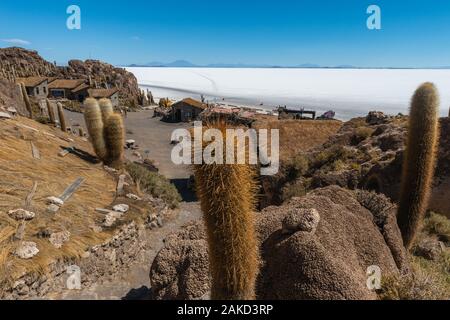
top-left (266, 112), bottom-right (450, 217)
top-left (360, 117), bottom-right (450, 216)
top-left (150, 222), bottom-right (210, 300)
top-left (150, 186), bottom-right (408, 300)
top-left (0, 47), bottom-right (140, 106)
top-left (60, 59), bottom-right (140, 106)
top-left (0, 79), bottom-right (27, 116)
top-left (0, 47), bottom-right (57, 80)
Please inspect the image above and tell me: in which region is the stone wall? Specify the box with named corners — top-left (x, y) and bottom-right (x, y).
top-left (1, 222), bottom-right (145, 299)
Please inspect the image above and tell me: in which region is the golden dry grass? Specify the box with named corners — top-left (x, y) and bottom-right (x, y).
top-left (0, 116), bottom-right (118, 284)
top-left (252, 118), bottom-right (342, 161)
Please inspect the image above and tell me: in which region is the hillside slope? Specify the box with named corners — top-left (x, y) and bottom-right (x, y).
top-left (0, 115), bottom-right (159, 298)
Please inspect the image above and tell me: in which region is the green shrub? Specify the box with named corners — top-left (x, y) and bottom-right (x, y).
top-left (126, 163), bottom-right (181, 209)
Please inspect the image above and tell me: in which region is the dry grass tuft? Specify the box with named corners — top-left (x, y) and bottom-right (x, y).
top-left (0, 116), bottom-right (118, 285)
top-left (380, 255), bottom-right (450, 300)
top-left (252, 118), bottom-right (342, 162)
top-left (423, 212), bottom-right (450, 244)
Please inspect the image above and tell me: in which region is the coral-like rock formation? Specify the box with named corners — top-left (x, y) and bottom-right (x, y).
top-left (150, 186), bottom-right (408, 300)
top-left (0, 47), bottom-right (57, 79)
top-left (150, 222), bottom-right (210, 300)
top-left (0, 47), bottom-right (140, 105)
top-left (264, 112), bottom-right (450, 217)
top-left (61, 59), bottom-right (140, 106)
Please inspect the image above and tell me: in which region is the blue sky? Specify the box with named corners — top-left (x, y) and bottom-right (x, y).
top-left (1, 0), bottom-right (450, 67)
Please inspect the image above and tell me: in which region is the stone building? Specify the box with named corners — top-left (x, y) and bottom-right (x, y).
top-left (48, 79), bottom-right (87, 100)
top-left (16, 77), bottom-right (49, 99)
top-left (88, 88), bottom-right (120, 107)
top-left (171, 98), bottom-right (207, 122)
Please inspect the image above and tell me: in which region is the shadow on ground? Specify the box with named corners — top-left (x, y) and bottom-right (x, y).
top-left (122, 286), bottom-right (152, 300)
top-left (59, 146), bottom-right (99, 164)
top-left (171, 178), bottom-right (197, 202)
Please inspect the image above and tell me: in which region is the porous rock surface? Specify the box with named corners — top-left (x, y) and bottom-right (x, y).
top-left (150, 186), bottom-right (408, 300)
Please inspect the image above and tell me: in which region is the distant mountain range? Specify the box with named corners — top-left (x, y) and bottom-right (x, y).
top-left (126, 60), bottom-right (450, 69)
top-left (126, 60), bottom-right (356, 69)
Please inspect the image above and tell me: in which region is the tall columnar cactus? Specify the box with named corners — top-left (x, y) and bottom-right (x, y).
top-left (83, 98), bottom-right (107, 161)
top-left (104, 114), bottom-right (125, 169)
top-left (193, 122), bottom-right (259, 300)
top-left (19, 82), bottom-right (33, 118)
top-left (46, 99), bottom-right (55, 125)
top-left (57, 102), bottom-right (67, 132)
top-left (147, 90), bottom-right (155, 105)
top-left (397, 82), bottom-right (440, 249)
top-left (99, 98), bottom-right (114, 123)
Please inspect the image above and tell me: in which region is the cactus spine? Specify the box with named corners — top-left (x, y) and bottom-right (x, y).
top-left (193, 122), bottom-right (259, 300)
top-left (104, 114), bottom-right (125, 169)
top-left (19, 82), bottom-right (33, 118)
top-left (57, 102), bottom-right (67, 132)
top-left (99, 98), bottom-right (114, 123)
top-left (46, 99), bottom-right (55, 125)
top-left (397, 82), bottom-right (440, 249)
top-left (83, 98), bottom-right (107, 161)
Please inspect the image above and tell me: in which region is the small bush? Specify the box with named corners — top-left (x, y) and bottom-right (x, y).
top-left (350, 162), bottom-right (361, 171)
top-left (281, 178), bottom-right (311, 202)
top-left (159, 98), bottom-right (172, 109)
top-left (35, 116), bottom-right (51, 124)
top-left (286, 154), bottom-right (309, 180)
top-left (126, 163), bottom-right (181, 209)
top-left (351, 127), bottom-right (374, 145)
top-left (379, 225), bottom-right (450, 301)
top-left (379, 265), bottom-right (449, 300)
top-left (330, 159), bottom-right (346, 171)
top-left (423, 212), bottom-right (450, 244)
top-left (311, 145), bottom-right (352, 170)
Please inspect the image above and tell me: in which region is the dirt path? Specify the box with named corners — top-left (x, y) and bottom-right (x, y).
top-left (56, 109), bottom-right (202, 300)
top-left (64, 109), bottom-right (192, 179)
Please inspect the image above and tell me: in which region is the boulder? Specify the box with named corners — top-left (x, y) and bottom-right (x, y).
top-left (366, 111), bottom-right (390, 125)
top-left (46, 196), bottom-right (64, 206)
top-left (281, 208), bottom-right (320, 234)
top-left (126, 193), bottom-right (142, 201)
top-left (49, 231), bottom-right (71, 249)
top-left (102, 211), bottom-right (123, 227)
top-left (8, 208), bottom-right (35, 221)
top-left (150, 186), bottom-right (408, 300)
top-left (150, 222), bottom-right (210, 300)
top-left (113, 204), bottom-right (129, 213)
top-left (15, 242), bottom-right (39, 259)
